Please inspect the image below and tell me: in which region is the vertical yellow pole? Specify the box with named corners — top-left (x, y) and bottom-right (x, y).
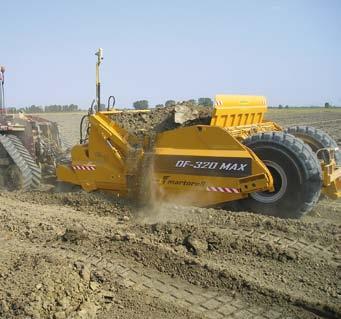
top-left (95, 48), bottom-right (103, 112)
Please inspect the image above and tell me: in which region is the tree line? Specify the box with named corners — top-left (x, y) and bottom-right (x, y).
top-left (6, 100), bottom-right (337, 113)
top-left (276, 102), bottom-right (336, 109)
top-left (134, 99), bottom-right (339, 110)
top-left (133, 97), bottom-right (214, 110)
top-left (6, 104), bottom-right (79, 113)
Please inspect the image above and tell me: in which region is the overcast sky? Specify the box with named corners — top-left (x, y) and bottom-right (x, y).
top-left (1, 0), bottom-right (340, 108)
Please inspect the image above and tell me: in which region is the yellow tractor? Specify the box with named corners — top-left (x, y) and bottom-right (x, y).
top-left (57, 49), bottom-right (341, 218)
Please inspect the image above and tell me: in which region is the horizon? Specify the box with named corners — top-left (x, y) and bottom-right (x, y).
top-left (1, 0), bottom-right (341, 108)
top-left (5, 101), bottom-right (341, 112)
top-left (4, 101), bottom-right (341, 111)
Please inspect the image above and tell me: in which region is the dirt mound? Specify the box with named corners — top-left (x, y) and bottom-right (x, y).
top-left (0, 251), bottom-right (99, 319)
top-left (111, 103), bottom-right (212, 136)
top-left (1, 190), bottom-right (133, 218)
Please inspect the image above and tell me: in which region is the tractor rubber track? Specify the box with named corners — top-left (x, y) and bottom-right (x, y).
top-left (0, 134), bottom-right (41, 189)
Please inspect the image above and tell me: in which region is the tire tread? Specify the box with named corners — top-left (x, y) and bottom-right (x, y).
top-left (285, 126), bottom-right (341, 165)
top-left (243, 131), bottom-right (322, 218)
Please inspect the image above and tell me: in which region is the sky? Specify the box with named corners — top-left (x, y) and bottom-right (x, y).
top-left (1, 0), bottom-right (341, 108)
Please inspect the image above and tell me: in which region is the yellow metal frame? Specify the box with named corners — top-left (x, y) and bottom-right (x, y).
top-left (56, 100), bottom-right (276, 207)
top-left (57, 111), bottom-right (143, 194)
top-left (211, 95), bottom-right (282, 140)
top-left (321, 160), bottom-right (341, 199)
top-left (152, 125), bottom-right (273, 206)
top-left (56, 81), bottom-right (341, 205)
top-left (212, 95), bottom-right (267, 127)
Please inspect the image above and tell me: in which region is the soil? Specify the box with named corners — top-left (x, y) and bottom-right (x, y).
top-left (0, 107), bottom-right (340, 319)
top-left (110, 103), bottom-right (212, 139)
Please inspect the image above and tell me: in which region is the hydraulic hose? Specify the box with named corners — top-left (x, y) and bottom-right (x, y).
top-left (80, 115), bottom-right (89, 144)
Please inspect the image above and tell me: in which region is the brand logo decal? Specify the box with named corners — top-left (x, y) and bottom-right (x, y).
top-left (161, 176), bottom-right (206, 187)
top-left (155, 156), bottom-right (251, 177)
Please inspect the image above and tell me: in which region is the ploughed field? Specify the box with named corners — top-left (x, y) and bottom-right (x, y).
top-left (0, 108), bottom-right (340, 319)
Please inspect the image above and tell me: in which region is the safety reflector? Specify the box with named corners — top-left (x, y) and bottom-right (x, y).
top-left (72, 165), bottom-right (96, 171)
top-left (206, 186), bottom-right (239, 193)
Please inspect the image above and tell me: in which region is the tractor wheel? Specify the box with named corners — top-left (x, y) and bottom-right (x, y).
top-left (241, 132), bottom-right (322, 218)
top-left (285, 126), bottom-right (341, 165)
top-left (4, 164), bottom-right (24, 190)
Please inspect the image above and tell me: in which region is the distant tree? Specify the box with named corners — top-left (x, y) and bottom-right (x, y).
top-left (45, 105), bottom-right (61, 112)
top-left (6, 107), bottom-right (17, 114)
top-left (278, 104), bottom-right (283, 109)
top-left (69, 104), bottom-right (79, 112)
top-left (155, 104), bottom-right (164, 108)
top-left (198, 97), bottom-right (213, 107)
top-left (285, 105), bottom-right (289, 109)
top-left (133, 100), bottom-right (149, 110)
top-left (324, 102), bottom-right (331, 108)
top-left (44, 104), bottom-right (79, 112)
top-left (26, 105), bottom-right (43, 113)
top-left (165, 100), bottom-right (176, 107)
top-left (187, 99), bottom-right (197, 105)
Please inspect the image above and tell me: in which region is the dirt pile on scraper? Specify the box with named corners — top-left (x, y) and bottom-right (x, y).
top-left (0, 108), bottom-right (340, 319)
top-left (110, 102), bottom-right (212, 136)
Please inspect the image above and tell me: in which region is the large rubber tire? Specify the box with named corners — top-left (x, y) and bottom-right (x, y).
top-left (285, 126), bottom-right (341, 165)
top-left (240, 132), bottom-right (322, 218)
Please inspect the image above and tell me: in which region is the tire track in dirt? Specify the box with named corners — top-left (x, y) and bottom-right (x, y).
top-left (0, 236), bottom-right (323, 319)
top-left (213, 227), bottom-right (341, 266)
top-left (0, 237), bottom-right (200, 319)
top-left (87, 255), bottom-right (289, 319)
top-left (121, 224), bottom-right (340, 318)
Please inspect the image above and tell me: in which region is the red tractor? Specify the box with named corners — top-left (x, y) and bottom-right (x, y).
top-left (0, 66), bottom-right (63, 189)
